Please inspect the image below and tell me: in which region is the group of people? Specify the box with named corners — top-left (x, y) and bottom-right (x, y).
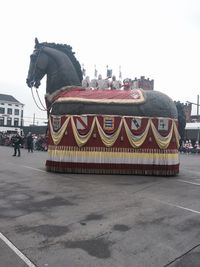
top-left (4, 131), bottom-right (48, 157)
top-left (179, 140), bottom-right (200, 154)
top-left (82, 75), bottom-right (133, 90)
top-left (11, 132), bottom-right (33, 156)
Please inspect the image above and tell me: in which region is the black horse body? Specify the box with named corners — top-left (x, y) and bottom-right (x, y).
top-left (51, 89), bottom-right (178, 118)
top-left (26, 38), bottom-right (178, 120)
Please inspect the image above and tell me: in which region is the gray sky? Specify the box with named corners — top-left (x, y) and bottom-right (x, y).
top-left (0, 0), bottom-right (200, 125)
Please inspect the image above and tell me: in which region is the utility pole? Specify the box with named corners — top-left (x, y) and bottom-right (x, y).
top-left (33, 113), bottom-right (35, 125)
top-left (187, 96), bottom-right (200, 142)
top-left (187, 94), bottom-right (200, 116)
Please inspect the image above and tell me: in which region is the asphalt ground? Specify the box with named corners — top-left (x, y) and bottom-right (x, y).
top-left (0, 146), bottom-right (200, 267)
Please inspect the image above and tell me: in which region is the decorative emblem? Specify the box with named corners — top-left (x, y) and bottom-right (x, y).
top-left (52, 116), bottom-right (61, 131)
top-left (76, 116), bottom-right (88, 130)
top-left (103, 117), bottom-right (114, 131)
top-left (158, 118), bottom-right (169, 130)
top-left (130, 90), bottom-right (141, 99)
top-left (131, 118), bottom-right (141, 130)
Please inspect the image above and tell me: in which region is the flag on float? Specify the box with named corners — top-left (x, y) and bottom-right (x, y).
top-left (82, 64), bottom-right (86, 77)
top-left (158, 118), bottom-right (169, 130)
top-left (103, 117), bottom-right (114, 131)
top-left (106, 65), bottom-right (112, 78)
top-left (119, 65), bottom-right (122, 80)
top-left (94, 65), bottom-right (98, 78)
top-left (131, 118), bottom-right (141, 130)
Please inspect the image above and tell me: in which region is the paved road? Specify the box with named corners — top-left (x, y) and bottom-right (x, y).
top-left (0, 146), bottom-right (200, 267)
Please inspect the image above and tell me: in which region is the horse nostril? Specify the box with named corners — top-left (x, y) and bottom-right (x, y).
top-left (30, 81), bottom-right (35, 87)
top-left (35, 81), bottom-right (41, 88)
top-left (26, 78), bottom-right (34, 87)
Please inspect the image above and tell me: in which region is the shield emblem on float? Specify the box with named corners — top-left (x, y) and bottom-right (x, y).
top-left (76, 116), bottom-right (88, 130)
top-left (158, 118), bottom-right (169, 130)
top-left (131, 118), bottom-right (141, 130)
top-left (131, 90), bottom-right (140, 99)
top-left (52, 116), bottom-right (61, 131)
top-left (103, 117), bottom-right (114, 131)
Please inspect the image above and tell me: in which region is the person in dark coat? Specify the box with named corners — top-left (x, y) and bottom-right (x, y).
top-left (12, 132), bottom-right (22, 157)
top-left (26, 132), bottom-right (33, 152)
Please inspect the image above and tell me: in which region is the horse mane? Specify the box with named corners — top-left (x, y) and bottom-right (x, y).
top-left (37, 41), bottom-right (83, 82)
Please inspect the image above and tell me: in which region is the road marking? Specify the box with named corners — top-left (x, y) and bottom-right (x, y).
top-left (22, 166), bottom-right (46, 173)
top-left (7, 162), bottom-right (46, 173)
top-left (150, 198), bottom-right (200, 215)
top-left (0, 232), bottom-right (36, 267)
top-left (178, 180), bottom-right (200, 186)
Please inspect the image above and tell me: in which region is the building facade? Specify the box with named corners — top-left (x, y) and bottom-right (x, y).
top-left (0, 94), bottom-right (24, 133)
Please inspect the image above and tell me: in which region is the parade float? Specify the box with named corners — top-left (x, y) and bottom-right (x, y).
top-left (26, 38), bottom-right (180, 176)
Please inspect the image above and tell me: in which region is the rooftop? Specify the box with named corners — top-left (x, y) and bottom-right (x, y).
top-left (186, 122), bottom-right (200, 130)
top-left (0, 94), bottom-right (22, 104)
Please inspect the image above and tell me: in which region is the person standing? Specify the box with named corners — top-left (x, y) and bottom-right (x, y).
top-left (12, 132), bottom-right (22, 157)
top-left (27, 132), bottom-right (33, 152)
top-left (110, 75), bottom-right (121, 90)
top-left (96, 74), bottom-right (109, 90)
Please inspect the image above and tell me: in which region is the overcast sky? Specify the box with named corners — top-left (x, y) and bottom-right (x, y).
top-left (0, 0), bottom-right (200, 125)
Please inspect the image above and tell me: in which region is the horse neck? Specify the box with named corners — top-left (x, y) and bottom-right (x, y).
top-left (43, 47), bottom-right (81, 94)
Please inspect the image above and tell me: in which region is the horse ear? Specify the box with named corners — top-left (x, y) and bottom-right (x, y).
top-left (35, 37), bottom-right (39, 47)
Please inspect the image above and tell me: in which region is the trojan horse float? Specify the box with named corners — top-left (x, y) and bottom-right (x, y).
top-left (26, 38), bottom-right (180, 176)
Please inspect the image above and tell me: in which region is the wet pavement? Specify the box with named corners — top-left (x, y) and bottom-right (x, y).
top-left (0, 146), bottom-right (200, 267)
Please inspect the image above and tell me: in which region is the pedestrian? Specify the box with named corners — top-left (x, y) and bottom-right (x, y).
top-left (12, 132), bottom-right (22, 157)
top-left (26, 132), bottom-right (33, 152)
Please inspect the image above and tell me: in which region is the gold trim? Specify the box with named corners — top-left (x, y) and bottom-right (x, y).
top-left (48, 148), bottom-right (179, 161)
top-left (49, 116), bottom-right (70, 145)
top-left (54, 97), bottom-right (145, 104)
top-left (123, 118), bottom-right (151, 148)
top-left (49, 115), bottom-right (180, 149)
top-left (71, 116), bottom-right (96, 147)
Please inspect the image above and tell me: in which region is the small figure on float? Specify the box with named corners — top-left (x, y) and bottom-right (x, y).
top-left (96, 74), bottom-right (109, 90)
top-left (82, 76), bottom-right (90, 88)
top-left (110, 75), bottom-right (121, 90)
top-left (89, 78), bottom-right (98, 89)
top-left (122, 78), bottom-right (132, 90)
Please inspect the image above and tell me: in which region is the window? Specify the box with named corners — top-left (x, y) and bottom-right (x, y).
top-left (7, 118), bottom-right (12, 126)
top-left (14, 109), bottom-right (19, 115)
top-left (0, 107), bottom-right (5, 114)
top-left (7, 108), bottom-right (12, 115)
top-left (0, 117), bottom-right (4, 126)
top-left (8, 104), bottom-right (12, 106)
top-left (0, 103), bottom-right (4, 105)
top-left (14, 118), bottom-right (19, 126)
top-left (15, 104), bottom-right (19, 107)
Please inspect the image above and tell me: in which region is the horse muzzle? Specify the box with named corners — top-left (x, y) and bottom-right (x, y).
top-left (26, 78), bottom-right (33, 88)
top-left (26, 78), bottom-right (40, 88)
